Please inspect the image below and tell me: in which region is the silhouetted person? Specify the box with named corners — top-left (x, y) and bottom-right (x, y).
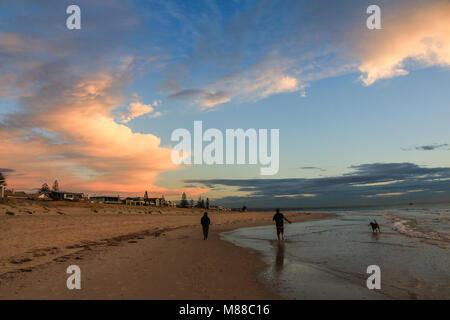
top-left (273, 208), bottom-right (291, 241)
top-left (201, 212), bottom-right (211, 240)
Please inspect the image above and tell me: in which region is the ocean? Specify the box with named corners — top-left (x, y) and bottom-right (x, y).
top-left (221, 204), bottom-right (450, 299)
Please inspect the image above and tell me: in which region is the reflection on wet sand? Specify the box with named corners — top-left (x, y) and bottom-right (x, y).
top-left (224, 205), bottom-right (450, 299)
top-left (371, 232), bottom-right (380, 241)
top-left (275, 242), bottom-right (285, 272)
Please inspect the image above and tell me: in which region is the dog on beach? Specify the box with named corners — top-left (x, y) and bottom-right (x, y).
top-left (369, 220), bottom-right (381, 233)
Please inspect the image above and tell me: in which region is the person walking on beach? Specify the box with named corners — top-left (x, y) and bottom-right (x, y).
top-left (201, 212), bottom-right (211, 240)
top-left (273, 208), bottom-right (292, 241)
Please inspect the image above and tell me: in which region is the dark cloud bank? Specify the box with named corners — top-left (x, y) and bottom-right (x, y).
top-left (402, 143), bottom-right (449, 151)
top-left (185, 163), bottom-right (450, 208)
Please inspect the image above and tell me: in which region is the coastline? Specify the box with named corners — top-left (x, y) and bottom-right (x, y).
top-left (0, 200), bottom-right (330, 299)
top-left (222, 206), bottom-right (450, 300)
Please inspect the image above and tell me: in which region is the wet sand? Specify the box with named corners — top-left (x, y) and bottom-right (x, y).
top-left (222, 207), bottom-right (450, 300)
top-left (0, 200), bottom-right (328, 299)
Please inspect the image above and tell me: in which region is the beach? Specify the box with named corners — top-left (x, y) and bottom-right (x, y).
top-left (0, 199), bottom-right (328, 299)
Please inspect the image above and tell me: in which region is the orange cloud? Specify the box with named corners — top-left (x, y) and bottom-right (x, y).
top-left (0, 63), bottom-right (206, 197)
top-left (119, 100), bottom-right (162, 123)
top-left (354, 1), bottom-right (450, 85)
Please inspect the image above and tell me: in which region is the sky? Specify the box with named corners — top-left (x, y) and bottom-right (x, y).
top-left (0, 0), bottom-right (449, 208)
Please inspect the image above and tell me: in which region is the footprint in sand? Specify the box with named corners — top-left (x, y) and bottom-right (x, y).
top-left (10, 257), bottom-right (32, 264)
top-left (33, 252), bottom-right (46, 257)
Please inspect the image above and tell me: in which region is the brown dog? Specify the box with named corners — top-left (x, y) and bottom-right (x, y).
top-left (369, 220), bottom-right (381, 233)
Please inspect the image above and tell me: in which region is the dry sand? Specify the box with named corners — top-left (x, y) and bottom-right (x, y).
top-left (0, 199), bottom-right (329, 299)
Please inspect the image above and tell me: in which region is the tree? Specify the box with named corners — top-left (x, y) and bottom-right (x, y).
top-left (180, 192), bottom-right (188, 208)
top-left (206, 198), bottom-right (210, 209)
top-left (144, 190), bottom-right (149, 199)
top-left (52, 180), bottom-right (60, 192)
top-left (0, 172), bottom-right (6, 186)
top-left (196, 197), bottom-right (206, 209)
top-left (39, 183), bottom-right (50, 194)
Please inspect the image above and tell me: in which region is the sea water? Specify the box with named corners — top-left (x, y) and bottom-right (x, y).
top-left (221, 205), bottom-right (450, 299)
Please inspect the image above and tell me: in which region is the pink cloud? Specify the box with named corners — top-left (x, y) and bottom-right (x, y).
top-left (353, 1), bottom-right (450, 85)
top-left (0, 58), bottom-right (205, 197)
top-left (119, 100), bottom-right (162, 123)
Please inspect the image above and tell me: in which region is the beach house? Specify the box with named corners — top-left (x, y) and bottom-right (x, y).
top-left (62, 192), bottom-right (84, 201)
top-left (38, 193), bottom-right (52, 201)
top-left (145, 196), bottom-right (166, 207)
top-left (49, 191), bottom-right (84, 201)
top-left (89, 196), bottom-right (121, 204)
top-left (5, 190), bottom-right (28, 199)
top-left (166, 200), bottom-right (177, 207)
top-left (125, 197), bottom-right (146, 206)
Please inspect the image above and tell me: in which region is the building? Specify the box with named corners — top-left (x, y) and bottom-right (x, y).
top-left (62, 192), bottom-right (84, 201)
top-left (89, 196), bottom-right (121, 204)
top-left (49, 191), bottom-right (84, 201)
top-left (145, 197), bottom-right (166, 207)
top-left (38, 193), bottom-right (52, 201)
top-left (125, 197), bottom-right (146, 206)
top-left (165, 200), bottom-right (177, 207)
top-left (5, 190), bottom-right (28, 199)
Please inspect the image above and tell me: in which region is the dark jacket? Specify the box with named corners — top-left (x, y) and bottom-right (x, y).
top-left (201, 216), bottom-right (210, 227)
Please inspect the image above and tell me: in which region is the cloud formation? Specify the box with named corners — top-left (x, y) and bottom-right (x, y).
top-left (415, 144), bottom-right (449, 151)
top-left (0, 64), bottom-right (202, 195)
top-left (402, 143), bottom-right (449, 151)
top-left (186, 163), bottom-right (450, 207)
top-left (354, 0), bottom-right (450, 85)
top-left (0, 3), bottom-right (206, 196)
top-left (160, 0), bottom-right (450, 108)
top-left (167, 57), bottom-right (299, 108)
top-left (299, 166), bottom-right (326, 171)
top-left (119, 100), bottom-right (162, 123)
top-left (213, 59), bottom-right (299, 106)
top-left (1, 0), bottom-right (449, 202)
top-left (168, 89), bottom-right (232, 109)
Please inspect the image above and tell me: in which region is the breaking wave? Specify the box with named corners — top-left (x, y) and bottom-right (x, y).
top-left (391, 219), bottom-right (450, 242)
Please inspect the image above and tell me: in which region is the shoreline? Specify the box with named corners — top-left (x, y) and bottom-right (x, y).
top-left (0, 200), bottom-right (330, 299)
